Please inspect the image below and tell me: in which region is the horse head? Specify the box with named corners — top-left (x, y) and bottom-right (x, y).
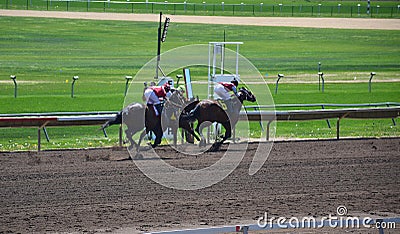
top-left (239, 87), bottom-right (256, 103)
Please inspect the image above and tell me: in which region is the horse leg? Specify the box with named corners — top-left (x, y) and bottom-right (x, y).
top-left (172, 126), bottom-right (178, 148)
top-left (132, 129), bottom-right (147, 159)
top-left (197, 121), bottom-right (208, 147)
top-left (209, 121), bottom-right (231, 152)
top-left (221, 121), bottom-right (232, 144)
top-left (187, 129), bottom-right (200, 142)
top-left (125, 129), bottom-right (137, 151)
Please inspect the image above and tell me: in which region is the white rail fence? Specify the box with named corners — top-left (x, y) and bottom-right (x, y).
top-left (0, 105), bottom-right (399, 151)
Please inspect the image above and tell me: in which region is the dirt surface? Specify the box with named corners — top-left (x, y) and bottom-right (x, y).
top-left (1, 9), bottom-right (399, 30)
top-left (0, 138), bottom-right (399, 233)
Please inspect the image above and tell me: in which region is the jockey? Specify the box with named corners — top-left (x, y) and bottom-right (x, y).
top-left (143, 83), bottom-right (171, 116)
top-left (214, 79), bottom-right (239, 101)
top-left (214, 79), bottom-right (239, 114)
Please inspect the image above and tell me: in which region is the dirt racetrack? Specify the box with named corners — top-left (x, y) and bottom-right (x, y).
top-left (0, 138), bottom-right (399, 233)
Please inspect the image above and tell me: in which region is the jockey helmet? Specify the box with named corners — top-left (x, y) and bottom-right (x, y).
top-left (163, 83), bottom-right (171, 92)
top-left (231, 79), bottom-right (239, 87)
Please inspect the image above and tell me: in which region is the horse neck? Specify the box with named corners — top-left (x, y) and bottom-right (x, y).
top-left (238, 92), bottom-right (246, 104)
top-left (231, 97), bottom-right (243, 114)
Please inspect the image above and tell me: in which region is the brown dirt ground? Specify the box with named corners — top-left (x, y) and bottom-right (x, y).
top-left (0, 138), bottom-right (399, 233)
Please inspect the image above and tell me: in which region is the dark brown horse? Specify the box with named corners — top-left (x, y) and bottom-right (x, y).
top-left (102, 90), bottom-right (199, 158)
top-left (181, 87), bottom-right (256, 151)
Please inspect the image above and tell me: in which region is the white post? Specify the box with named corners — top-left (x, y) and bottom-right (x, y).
top-left (220, 44), bottom-right (224, 75)
top-left (236, 43), bottom-right (239, 78)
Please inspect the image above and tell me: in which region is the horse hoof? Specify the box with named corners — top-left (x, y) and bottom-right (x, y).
top-left (134, 153), bottom-right (143, 160)
top-left (208, 142), bottom-right (222, 152)
top-left (199, 140), bottom-right (206, 147)
top-left (187, 139), bottom-right (194, 144)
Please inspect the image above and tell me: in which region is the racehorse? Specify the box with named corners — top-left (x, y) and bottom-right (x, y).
top-left (181, 87), bottom-right (256, 151)
top-left (102, 90), bottom-right (198, 158)
top-left (161, 90), bottom-right (200, 147)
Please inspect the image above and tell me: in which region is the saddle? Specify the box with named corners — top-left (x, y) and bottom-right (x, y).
top-left (216, 99), bottom-right (234, 116)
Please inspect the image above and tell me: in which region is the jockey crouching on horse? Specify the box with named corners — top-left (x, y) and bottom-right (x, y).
top-left (214, 79), bottom-right (239, 115)
top-left (143, 83), bottom-right (172, 116)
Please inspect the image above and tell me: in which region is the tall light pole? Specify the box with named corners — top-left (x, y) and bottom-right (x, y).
top-left (155, 12), bottom-right (170, 80)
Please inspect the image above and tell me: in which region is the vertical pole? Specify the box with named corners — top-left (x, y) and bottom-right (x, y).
top-left (119, 124), bottom-right (123, 147)
top-left (155, 12), bottom-right (162, 79)
top-left (275, 74), bottom-right (283, 94)
top-left (236, 43), bottom-right (239, 78)
top-left (266, 121), bottom-right (271, 141)
top-left (369, 72), bottom-right (375, 93)
top-left (71, 76), bottom-right (78, 98)
top-left (38, 127), bottom-right (41, 151)
top-left (336, 118), bottom-right (340, 140)
top-left (318, 62), bottom-right (321, 91)
top-left (208, 43), bottom-right (212, 99)
top-left (318, 72), bottom-right (324, 92)
top-left (387, 104), bottom-right (397, 126)
top-left (10, 76), bottom-right (17, 98)
top-left (43, 127), bottom-right (50, 142)
top-left (13, 80), bottom-right (17, 98)
top-left (221, 43), bottom-right (225, 75)
top-left (322, 105), bottom-right (331, 128)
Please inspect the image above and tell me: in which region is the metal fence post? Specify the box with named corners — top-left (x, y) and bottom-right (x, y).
top-left (10, 75), bottom-right (17, 98)
top-left (369, 72), bottom-right (376, 92)
top-left (71, 76), bottom-right (79, 98)
top-left (275, 74), bottom-right (284, 94)
top-left (318, 72), bottom-right (324, 92)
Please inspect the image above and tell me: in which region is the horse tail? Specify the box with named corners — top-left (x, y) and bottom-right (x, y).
top-left (101, 111), bottom-right (122, 129)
